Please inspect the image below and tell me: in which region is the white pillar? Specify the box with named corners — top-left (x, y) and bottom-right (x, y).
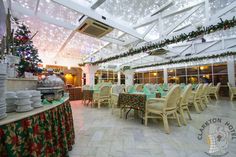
top-left (117, 71), bottom-right (121, 85)
top-left (164, 68), bottom-right (168, 83)
top-left (81, 64), bottom-right (98, 87)
top-left (124, 70), bottom-right (134, 86)
top-left (227, 60), bottom-right (235, 86)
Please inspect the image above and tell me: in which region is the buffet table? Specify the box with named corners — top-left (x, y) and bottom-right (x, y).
top-left (0, 97), bottom-right (75, 157)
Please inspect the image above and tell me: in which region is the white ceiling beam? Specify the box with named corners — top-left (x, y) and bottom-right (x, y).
top-left (91, 0), bottom-right (106, 9)
top-left (101, 36), bottom-right (126, 45)
top-left (133, 1), bottom-right (173, 29)
top-left (151, 0), bottom-right (173, 16)
top-left (195, 40), bottom-right (221, 55)
top-left (6, 0), bottom-right (11, 10)
top-left (142, 22), bottom-right (156, 38)
top-left (34, 0), bottom-right (40, 15)
top-left (120, 54), bottom-right (149, 66)
top-left (173, 23), bottom-right (191, 33)
top-left (226, 42), bottom-right (236, 49)
top-left (52, 0), bottom-right (143, 40)
top-left (58, 30), bottom-right (76, 52)
top-left (205, 0), bottom-right (210, 22)
top-left (162, 0), bottom-right (205, 18)
top-left (83, 32), bottom-right (127, 61)
top-left (209, 0), bottom-right (236, 21)
top-left (178, 45), bottom-right (192, 55)
top-left (165, 5), bottom-right (202, 35)
top-left (11, 3), bottom-right (76, 30)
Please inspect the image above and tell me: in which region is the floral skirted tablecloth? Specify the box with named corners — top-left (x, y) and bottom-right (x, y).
top-left (0, 100), bottom-right (75, 157)
top-left (118, 93), bottom-right (147, 120)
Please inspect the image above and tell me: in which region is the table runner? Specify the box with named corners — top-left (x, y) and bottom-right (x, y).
top-left (0, 100), bottom-right (75, 157)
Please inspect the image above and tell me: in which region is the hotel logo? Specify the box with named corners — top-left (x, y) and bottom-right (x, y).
top-left (198, 118), bottom-right (236, 156)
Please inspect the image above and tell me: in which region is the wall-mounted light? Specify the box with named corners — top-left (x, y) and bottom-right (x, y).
top-left (68, 66), bottom-right (71, 70)
top-left (153, 73), bottom-right (157, 76)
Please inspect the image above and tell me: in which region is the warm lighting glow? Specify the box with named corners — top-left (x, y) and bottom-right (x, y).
top-left (203, 75), bottom-right (210, 79)
top-left (65, 74), bottom-right (74, 85)
top-left (68, 66), bottom-right (71, 70)
top-left (153, 73), bottom-right (157, 76)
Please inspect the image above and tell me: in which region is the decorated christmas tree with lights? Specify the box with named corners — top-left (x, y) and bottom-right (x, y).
top-left (14, 23), bottom-right (42, 77)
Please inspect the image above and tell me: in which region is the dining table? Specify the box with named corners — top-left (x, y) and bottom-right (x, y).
top-left (118, 93), bottom-right (147, 123)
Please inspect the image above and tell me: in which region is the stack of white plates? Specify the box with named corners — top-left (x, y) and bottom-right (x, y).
top-left (5, 92), bottom-right (17, 112)
top-left (0, 63), bottom-right (7, 119)
top-left (16, 91), bottom-right (33, 112)
top-left (29, 90), bottom-right (43, 108)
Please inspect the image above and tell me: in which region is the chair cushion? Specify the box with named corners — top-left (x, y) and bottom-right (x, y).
top-left (147, 102), bottom-right (164, 110)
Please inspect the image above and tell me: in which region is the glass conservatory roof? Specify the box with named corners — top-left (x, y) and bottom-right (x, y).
top-left (3, 0), bottom-right (236, 68)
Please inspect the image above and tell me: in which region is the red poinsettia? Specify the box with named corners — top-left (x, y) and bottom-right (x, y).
top-left (36, 144), bottom-right (42, 156)
top-left (21, 119), bottom-right (31, 129)
top-left (40, 113), bottom-right (46, 121)
top-left (11, 135), bottom-right (19, 145)
top-left (29, 142), bottom-right (37, 153)
top-left (33, 124), bottom-right (39, 135)
top-left (45, 131), bottom-right (52, 140)
top-left (0, 128), bottom-right (4, 137)
top-left (46, 147), bottom-right (54, 154)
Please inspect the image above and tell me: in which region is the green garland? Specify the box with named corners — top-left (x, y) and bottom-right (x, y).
top-left (92, 16), bottom-right (236, 65)
top-left (132, 51), bottom-right (236, 69)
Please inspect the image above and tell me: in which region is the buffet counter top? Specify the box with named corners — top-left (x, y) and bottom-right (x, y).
top-left (0, 97), bottom-right (69, 126)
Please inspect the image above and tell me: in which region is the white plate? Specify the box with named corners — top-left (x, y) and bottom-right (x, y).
top-left (31, 97), bottom-right (41, 102)
top-left (5, 92), bottom-right (17, 98)
top-left (0, 106), bottom-right (6, 115)
top-left (0, 113), bottom-right (7, 120)
top-left (6, 99), bottom-right (17, 105)
top-left (6, 106), bottom-right (16, 113)
top-left (32, 103), bottom-right (43, 108)
top-left (16, 91), bottom-right (32, 98)
top-left (0, 103), bottom-right (6, 108)
top-left (17, 98), bottom-right (31, 104)
top-left (16, 106), bottom-right (33, 113)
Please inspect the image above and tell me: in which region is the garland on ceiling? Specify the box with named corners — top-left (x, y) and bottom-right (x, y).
top-left (132, 51), bottom-right (236, 69)
top-left (92, 16), bottom-right (236, 65)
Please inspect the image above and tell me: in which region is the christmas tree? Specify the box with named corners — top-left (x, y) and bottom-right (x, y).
top-left (14, 23), bottom-right (42, 77)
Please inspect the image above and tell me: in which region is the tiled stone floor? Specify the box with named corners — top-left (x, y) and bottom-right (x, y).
top-left (69, 99), bottom-right (236, 157)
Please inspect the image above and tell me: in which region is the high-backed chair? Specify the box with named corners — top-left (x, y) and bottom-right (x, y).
top-left (144, 85), bottom-right (181, 134)
top-left (201, 84), bottom-right (209, 108)
top-left (125, 85), bottom-right (133, 93)
top-left (208, 83), bottom-right (221, 100)
top-left (82, 85), bottom-right (91, 105)
top-left (189, 84), bottom-right (203, 113)
top-left (228, 83), bottom-right (236, 101)
top-left (178, 84), bottom-right (192, 125)
top-left (135, 84), bottom-right (143, 92)
top-left (93, 86), bottom-right (111, 108)
top-left (111, 85), bottom-right (125, 114)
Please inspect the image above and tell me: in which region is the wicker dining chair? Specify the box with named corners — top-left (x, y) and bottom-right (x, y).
top-left (228, 82), bottom-right (236, 101)
top-left (178, 84), bottom-right (192, 125)
top-left (93, 86), bottom-right (111, 109)
top-left (144, 85), bottom-right (181, 134)
top-left (208, 83), bottom-right (221, 100)
top-left (188, 84), bottom-right (203, 113)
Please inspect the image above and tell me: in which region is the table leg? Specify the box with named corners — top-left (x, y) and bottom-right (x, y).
top-left (126, 108), bottom-right (132, 119)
